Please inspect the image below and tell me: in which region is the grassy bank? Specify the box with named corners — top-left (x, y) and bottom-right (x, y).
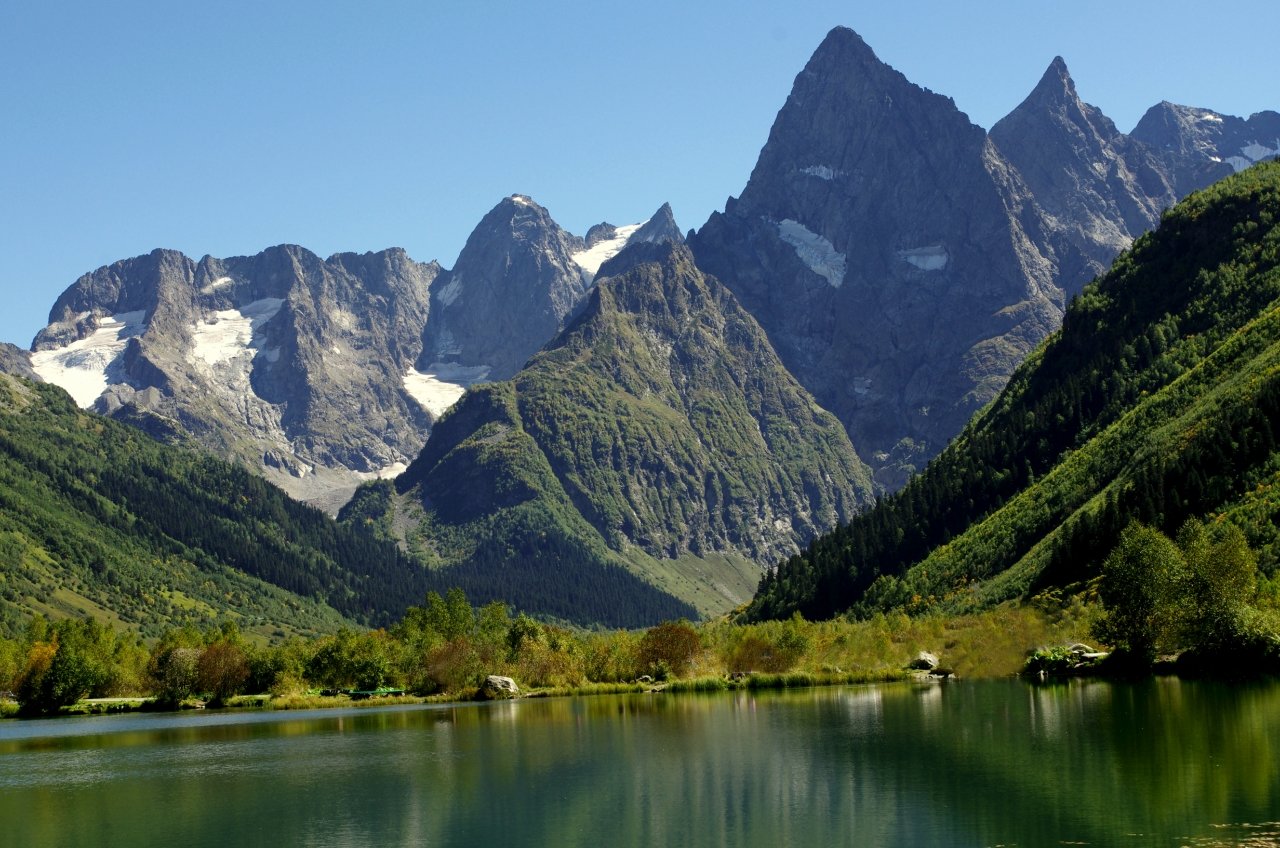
top-left (1, 593), bottom-right (1095, 719)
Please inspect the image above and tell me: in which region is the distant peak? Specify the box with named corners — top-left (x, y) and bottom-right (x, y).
top-left (802, 25), bottom-right (887, 77)
top-left (630, 202), bottom-right (683, 246)
top-left (1028, 55), bottom-right (1077, 103)
top-left (508, 194), bottom-right (535, 206)
top-left (819, 25), bottom-right (870, 52)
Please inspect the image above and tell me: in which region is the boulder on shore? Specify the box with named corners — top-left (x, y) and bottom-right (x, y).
top-left (479, 675), bottom-right (519, 700)
top-left (908, 651), bottom-right (940, 671)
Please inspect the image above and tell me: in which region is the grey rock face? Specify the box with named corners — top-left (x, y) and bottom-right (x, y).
top-left (689, 27), bottom-right (1061, 488)
top-left (0, 343), bottom-right (38, 382)
top-left (419, 196), bottom-right (679, 383)
top-left (990, 57), bottom-right (1180, 290)
top-left (31, 245), bottom-right (437, 506)
top-left (419, 195), bottom-right (589, 381)
top-left (1132, 101), bottom-right (1279, 191)
top-left (690, 27), bottom-right (1273, 490)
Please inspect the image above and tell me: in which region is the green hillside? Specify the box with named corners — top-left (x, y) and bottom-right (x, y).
top-left (0, 375), bottom-right (440, 640)
top-left (749, 160), bottom-right (1280, 621)
top-left (350, 241), bottom-right (874, 623)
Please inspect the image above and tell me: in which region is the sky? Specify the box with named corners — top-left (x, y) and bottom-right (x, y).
top-left (3, 0), bottom-right (1278, 347)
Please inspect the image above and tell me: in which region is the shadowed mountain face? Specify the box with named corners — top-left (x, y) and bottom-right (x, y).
top-left (689, 28), bottom-right (1061, 488)
top-left (690, 27), bottom-right (1272, 488)
top-left (748, 160), bottom-right (1280, 622)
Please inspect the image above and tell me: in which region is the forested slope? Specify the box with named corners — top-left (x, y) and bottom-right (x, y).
top-left (749, 161), bottom-right (1280, 620)
top-left (0, 375), bottom-right (437, 639)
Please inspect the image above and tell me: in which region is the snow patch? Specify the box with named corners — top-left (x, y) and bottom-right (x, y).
top-left (510, 194), bottom-right (532, 206)
top-left (1242, 141), bottom-right (1280, 162)
top-left (403, 362), bottom-right (491, 417)
top-left (30, 311), bottom-right (148, 407)
top-left (775, 219), bottom-right (846, 288)
top-left (571, 222), bottom-right (643, 281)
top-left (801, 165), bottom-right (842, 180)
top-left (1199, 111), bottom-right (1224, 123)
top-left (190, 298), bottom-right (285, 367)
top-left (898, 245), bottom-right (949, 272)
top-left (436, 275), bottom-right (464, 307)
top-left (200, 276), bottom-right (234, 295)
top-left (352, 461), bottom-right (409, 483)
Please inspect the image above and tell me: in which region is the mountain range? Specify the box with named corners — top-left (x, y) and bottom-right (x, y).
top-left (6, 26), bottom-right (1279, 625)
top-left (750, 159), bottom-right (1280, 621)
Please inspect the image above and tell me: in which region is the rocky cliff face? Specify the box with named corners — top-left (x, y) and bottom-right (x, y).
top-left (1131, 101), bottom-right (1279, 193)
top-left (689, 27), bottom-right (1062, 488)
top-left (418, 195), bottom-right (588, 382)
top-left (418, 196), bottom-right (677, 383)
top-left (30, 245), bottom-right (437, 507)
top-left (989, 57), bottom-right (1180, 290)
top-left (0, 343), bottom-right (37, 382)
top-left (689, 26), bottom-right (1273, 489)
top-left (380, 239), bottom-right (874, 612)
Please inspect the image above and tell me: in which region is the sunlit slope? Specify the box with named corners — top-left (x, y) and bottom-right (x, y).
top-left (0, 375), bottom-right (436, 639)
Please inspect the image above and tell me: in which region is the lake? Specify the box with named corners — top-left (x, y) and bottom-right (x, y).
top-left (2, 678), bottom-right (1278, 847)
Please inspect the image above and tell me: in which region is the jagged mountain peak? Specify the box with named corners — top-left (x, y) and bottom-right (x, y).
top-left (1023, 56), bottom-right (1076, 107)
top-left (419, 193), bottom-right (590, 381)
top-left (994, 54), bottom-right (1114, 139)
top-left (806, 26), bottom-right (879, 71)
top-left (30, 242), bottom-right (439, 508)
top-left (627, 202), bottom-right (683, 246)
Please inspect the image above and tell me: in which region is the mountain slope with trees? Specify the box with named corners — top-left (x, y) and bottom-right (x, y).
top-left (748, 160), bottom-right (1280, 621)
top-left (0, 375), bottom-right (470, 639)
top-left (349, 241), bottom-right (875, 619)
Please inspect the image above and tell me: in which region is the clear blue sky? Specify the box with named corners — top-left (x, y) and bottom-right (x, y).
top-left (3, 1), bottom-right (1277, 347)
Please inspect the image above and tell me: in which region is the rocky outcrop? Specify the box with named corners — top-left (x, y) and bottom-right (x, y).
top-left (419, 196), bottom-right (676, 382)
top-left (0, 343), bottom-right (38, 382)
top-left (480, 675), bottom-right (520, 699)
top-left (990, 57), bottom-right (1180, 291)
top-left (1132, 101), bottom-right (1279, 192)
top-left (30, 245), bottom-right (437, 506)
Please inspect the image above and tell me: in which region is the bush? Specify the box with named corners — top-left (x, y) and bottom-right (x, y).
top-left (637, 620), bottom-right (701, 679)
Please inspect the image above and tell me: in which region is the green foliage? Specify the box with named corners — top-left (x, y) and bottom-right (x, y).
top-left (748, 160), bottom-right (1280, 623)
top-left (359, 244), bottom-right (874, 627)
top-left (149, 646), bottom-right (200, 705)
top-left (306, 629), bottom-right (394, 691)
top-left (1177, 520), bottom-right (1258, 650)
top-left (1093, 522), bottom-right (1186, 661)
top-left (1022, 646), bottom-right (1077, 676)
top-left (0, 373), bottom-right (462, 640)
top-left (16, 618), bottom-right (125, 714)
top-left (1091, 520), bottom-right (1275, 667)
top-left (637, 620), bottom-right (701, 679)
top-left (197, 640), bottom-right (250, 705)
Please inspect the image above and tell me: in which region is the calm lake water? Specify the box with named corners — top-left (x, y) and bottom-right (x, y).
top-left (2, 678), bottom-right (1278, 847)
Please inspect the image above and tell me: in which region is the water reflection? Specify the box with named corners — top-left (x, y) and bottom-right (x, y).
top-left (2, 680), bottom-right (1278, 847)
